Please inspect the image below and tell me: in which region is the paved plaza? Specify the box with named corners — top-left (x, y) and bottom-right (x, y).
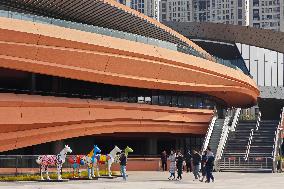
top-left (0, 171), bottom-right (283, 189)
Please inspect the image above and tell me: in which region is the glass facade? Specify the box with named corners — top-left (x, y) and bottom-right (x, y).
top-left (0, 68), bottom-right (221, 109)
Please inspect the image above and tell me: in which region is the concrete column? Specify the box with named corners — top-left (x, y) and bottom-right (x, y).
top-left (146, 138), bottom-right (157, 155)
top-left (52, 140), bottom-right (64, 154)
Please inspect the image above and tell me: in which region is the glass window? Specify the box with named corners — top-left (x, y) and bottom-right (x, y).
top-left (171, 95), bottom-right (178, 107)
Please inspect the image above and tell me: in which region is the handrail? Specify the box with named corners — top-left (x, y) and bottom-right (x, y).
top-left (244, 111), bottom-right (261, 161)
top-left (214, 109), bottom-right (231, 171)
top-left (272, 107), bottom-right (284, 173)
top-left (230, 108), bottom-right (241, 131)
top-left (201, 109), bottom-right (218, 153)
top-left (220, 156), bottom-right (272, 171)
top-left (255, 111), bottom-right (262, 131)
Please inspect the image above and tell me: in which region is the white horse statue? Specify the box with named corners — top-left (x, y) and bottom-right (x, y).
top-left (96, 146), bottom-right (122, 176)
top-left (36, 145), bottom-right (72, 180)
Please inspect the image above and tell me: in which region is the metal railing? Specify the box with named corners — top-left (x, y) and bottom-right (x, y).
top-left (0, 154), bottom-right (162, 175)
top-left (230, 108), bottom-right (241, 131)
top-left (220, 156), bottom-right (273, 170)
top-left (201, 109), bottom-right (218, 153)
top-left (214, 109), bottom-right (231, 171)
top-left (244, 111), bottom-right (261, 161)
top-left (272, 107), bottom-right (284, 172)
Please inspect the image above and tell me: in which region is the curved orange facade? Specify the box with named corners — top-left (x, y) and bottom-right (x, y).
top-left (0, 17), bottom-right (258, 107)
top-left (0, 93), bottom-right (213, 152)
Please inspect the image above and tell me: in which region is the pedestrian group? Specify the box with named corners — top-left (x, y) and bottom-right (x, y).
top-left (161, 146), bottom-right (215, 183)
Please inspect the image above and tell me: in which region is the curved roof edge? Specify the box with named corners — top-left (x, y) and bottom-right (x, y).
top-left (163, 21), bottom-right (284, 54)
top-left (0, 0), bottom-right (213, 60)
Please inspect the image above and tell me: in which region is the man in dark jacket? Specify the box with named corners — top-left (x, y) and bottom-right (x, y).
top-left (192, 150), bottom-right (201, 180)
top-left (184, 149), bottom-right (192, 172)
top-left (176, 150), bottom-right (184, 180)
top-left (205, 147), bottom-right (215, 183)
top-left (120, 151), bottom-right (127, 181)
top-left (161, 150), bottom-right (167, 171)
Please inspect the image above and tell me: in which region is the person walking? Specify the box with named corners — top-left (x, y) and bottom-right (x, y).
top-left (205, 147), bottom-right (215, 183)
top-left (168, 150), bottom-right (176, 180)
top-left (184, 149), bottom-right (192, 172)
top-left (119, 151), bottom-right (127, 181)
top-left (192, 149), bottom-right (201, 181)
top-left (176, 150), bottom-right (184, 180)
top-left (161, 150), bottom-right (167, 171)
top-left (199, 150), bottom-right (207, 182)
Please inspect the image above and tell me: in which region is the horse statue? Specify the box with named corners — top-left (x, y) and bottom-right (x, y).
top-left (125, 146), bottom-right (133, 157)
top-left (86, 145), bottom-right (101, 179)
top-left (114, 146), bottom-right (133, 163)
top-left (36, 145), bottom-right (72, 180)
top-left (113, 146), bottom-right (133, 176)
top-left (68, 155), bottom-right (85, 178)
top-left (68, 145), bottom-right (101, 179)
top-left (96, 146), bottom-right (122, 177)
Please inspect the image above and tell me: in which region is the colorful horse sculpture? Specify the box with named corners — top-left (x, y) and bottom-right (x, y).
top-left (86, 145), bottom-right (101, 179)
top-left (36, 145), bottom-right (72, 180)
top-left (68, 155), bottom-right (85, 178)
top-left (114, 146), bottom-right (133, 176)
top-left (96, 146), bottom-right (122, 177)
top-left (114, 146), bottom-right (134, 163)
top-left (68, 145), bottom-right (101, 179)
top-left (125, 146), bottom-right (134, 157)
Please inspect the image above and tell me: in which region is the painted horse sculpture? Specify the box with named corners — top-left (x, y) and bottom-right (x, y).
top-left (68, 155), bottom-right (85, 178)
top-left (86, 145), bottom-right (101, 179)
top-left (114, 146), bottom-right (133, 176)
top-left (96, 146), bottom-right (122, 177)
top-left (114, 146), bottom-right (134, 163)
top-left (36, 145), bottom-right (72, 180)
top-left (68, 145), bottom-right (101, 179)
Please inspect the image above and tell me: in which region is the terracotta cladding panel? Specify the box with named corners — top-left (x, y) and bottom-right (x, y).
top-left (0, 17), bottom-right (259, 107)
top-left (0, 94), bottom-right (212, 151)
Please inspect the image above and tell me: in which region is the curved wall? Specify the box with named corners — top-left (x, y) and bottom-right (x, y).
top-left (0, 93), bottom-right (213, 152)
top-left (0, 17), bottom-right (259, 107)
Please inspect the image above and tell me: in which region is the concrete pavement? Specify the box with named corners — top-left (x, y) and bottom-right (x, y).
top-left (0, 171), bottom-right (283, 189)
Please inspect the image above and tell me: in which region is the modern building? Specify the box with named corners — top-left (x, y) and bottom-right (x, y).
top-left (163, 21), bottom-right (284, 172)
top-left (164, 20), bottom-right (284, 115)
top-left (117, 0), bottom-right (159, 20)
top-left (247, 0), bottom-right (282, 31)
top-left (192, 0), bottom-right (247, 25)
top-left (0, 0), bottom-right (258, 156)
top-left (159, 0), bottom-right (194, 22)
top-left (159, 0), bottom-right (247, 25)
top-left (281, 0), bottom-right (284, 31)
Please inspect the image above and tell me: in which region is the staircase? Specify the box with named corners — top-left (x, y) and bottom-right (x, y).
top-left (208, 119), bottom-right (225, 156)
top-left (246, 120), bottom-right (279, 171)
top-left (219, 120), bottom-right (256, 171)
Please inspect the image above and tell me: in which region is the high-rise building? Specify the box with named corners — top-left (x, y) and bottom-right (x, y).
top-left (247, 0), bottom-right (281, 31)
top-left (159, 0), bottom-right (247, 25)
top-left (117, 0), bottom-right (159, 20)
top-left (159, 0), bottom-right (193, 22)
top-left (281, 0), bottom-right (284, 31)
